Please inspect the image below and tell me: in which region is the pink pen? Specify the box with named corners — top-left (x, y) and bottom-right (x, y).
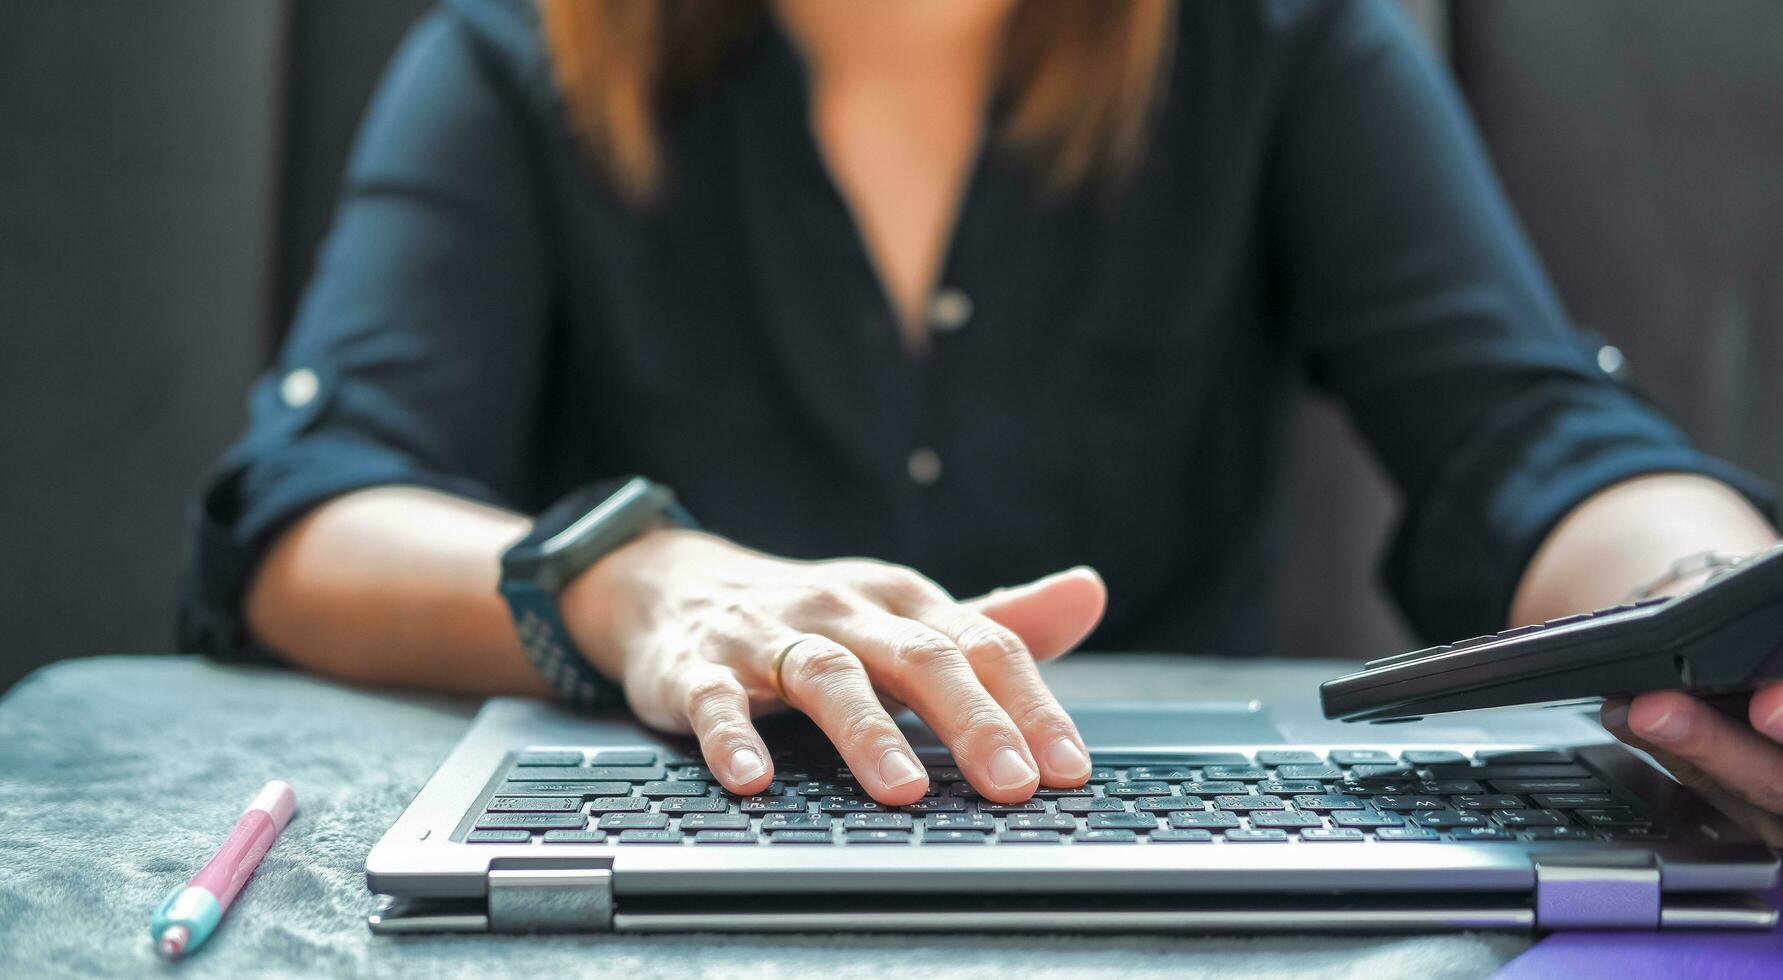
top-left (151, 780), bottom-right (297, 957)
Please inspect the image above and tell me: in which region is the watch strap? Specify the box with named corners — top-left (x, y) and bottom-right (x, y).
top-left (501, 578), bottom-right (626, 710)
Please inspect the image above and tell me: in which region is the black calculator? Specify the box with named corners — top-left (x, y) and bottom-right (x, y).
top-left (1322, 545), bottom-right (1783, 722)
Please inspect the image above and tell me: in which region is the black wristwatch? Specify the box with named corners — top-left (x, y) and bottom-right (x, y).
top-left (499, 476), bottom-right (697, 709)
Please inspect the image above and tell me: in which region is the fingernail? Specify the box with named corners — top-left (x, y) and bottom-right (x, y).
top-left (1046, 738), bottom-right (1090, 779)
top-left (878, 749), bottom-right (926, 789)
top-left (1600, 702), bottom-right (1628, 730)
top-left (729, 746), bottom-right (766, 783)
top-left (988, 746), bottom-right (1038, 790)
top-left (1760, 703), bottom-right (1783, 740)
top-left (1641, 706), bottom-right (1691, 743)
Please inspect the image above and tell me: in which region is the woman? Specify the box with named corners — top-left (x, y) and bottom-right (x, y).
top-left (183, 0), bottom-right (1783, 834)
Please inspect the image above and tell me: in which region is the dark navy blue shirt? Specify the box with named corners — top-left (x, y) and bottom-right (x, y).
top-left (180, 0), bottom-right (1771, 662)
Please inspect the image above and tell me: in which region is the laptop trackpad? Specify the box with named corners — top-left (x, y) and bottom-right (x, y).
top-left (899, 702), bottom-right (1283, 756)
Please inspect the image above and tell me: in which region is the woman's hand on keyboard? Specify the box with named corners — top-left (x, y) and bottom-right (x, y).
top-left (1601, 684), bottom-right (1783, 846)
top-left (561, 529), bottom-right (1106, 805)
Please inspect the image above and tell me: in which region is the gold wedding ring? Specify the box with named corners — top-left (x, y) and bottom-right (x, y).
top-left (768, 638), bottom-right (809, 704)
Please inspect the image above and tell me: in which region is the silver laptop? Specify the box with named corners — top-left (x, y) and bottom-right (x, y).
top-left (365, 695), bottom-right (1778, 934)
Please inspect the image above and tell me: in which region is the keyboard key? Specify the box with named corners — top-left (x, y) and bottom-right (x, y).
top-left (1180, 781), bottom-right (1248, 795)
top-left (1168, 811), bottom-right (1241, 830)
top-left (1351, 764), bottom-right (1418, 778)
top-left (1419, 780), bottom-right (1486, 795)
top-left (760, 813), bottom-right (832, 831)
top-left (1292, 794), bottom-right (1367, 812)
top-left (1476, 750), bottom-right (1572, 765)
top-left (658, 797), bottom-right (727, 814)
top-left (1214, 795), bottom-right (1286, 812)
top-left (921, 812), bottom-right (992, 831)
top-left (1606, 827), bottom-right (1670, 841)
top-left (1521, 826), bottom-right (1596, 841)
top-left (1375, 827), bottom-right (1440, 841)
top-left (1104, 781), bottom-right (1174, 798)
top-left (1032, 786), bottom-right (1092, 799)
top-left (1277, 766), bottom-right (1344, 781)
top-left (1574, 808), bottom-right (1651, 827)
top-left (925, 830), bottom-right (989, 844)
top-left (1530, 794), bottom-right (1619, 809)
top-left (1134, 796), bottom-right (1203, 813)
top-left (929, 767), bottom-right (963, 783)
top-left (743, 796), bottom-right (810, 813)
top-left (1329, 750), bottom-right (1397, 766)
top-left (1451, 827), bottom-right (1515, 841)
top-left (1372, 795), bottom-right (1445, 811)
top-left (671, 765), bottom-right (715, 781)
top-left (1005, 813), bottom-right (1076, 832)
top-left (584, 766), bottom-right (668, 782)
top-left (1249, 810), bottom-right (1323, 829)
top-left (486, 796), bottom-right (581, 813)
top-left (1256, 751), bottom-right (1324, 766)
top-left (1127, 766), bottom-right (1196, 780)
top-left (1257, 780), bottom-right (1325, 794)
top-left (586, 796), bottom-right (650, 814)
top-left (1410, 810), bottom-right (1488, 828)
top-left (476, 813), bottom-right (587, 830)
top-left (1202, 766), bottom-right (1269, 781)
top-left (768, 830), bottom-right (833, 844)
top-left (978, 800), bottom-right (1048, 815)
top-left (598, 813), bottom-right (669, 830)
top-left (466, 830), bottom-right (532, 843)
top-left (1224, 829), bottom-right (1290, 842)
top-left (845, 830), bottom-right (911, 845)
top-left (899, 798), bottom-right (967, 813)
top-left (541, 829), bottom-right (607, 843)
top-left (1399, 750), bottom-right (1469, 766)
top-left (845, 813), bottom-right (914, 831)
top-left (1056, 797), bottom-right (1125, 813)
top-left (693, 830), bottom-right (758, 844)
top-left (1493, 809), bottom-right (1569, 828)
top-left (1089, 766), bottom-right (1121, 782)
top-left (507, 766), bottom-right (659, 783)
top-left (1074, 829), bottom-right (1138, 843)
top-left (1150, 829), bottom-right (1215, 843)
top-left (998, 830), bottom-right (1063, 843)
top-left (1490, 778), bottom-right (1608, 795)
top-left (1451, 795), bottom-right (1523, 810)
top-left (795, 781), bottom-right (862, 797)
top-left (640, 780), bottom-right (707, 798)
top-left (1087, 812), bottom-right (1158, 831)
top-left (1300, 828), bottom-right (1366, 842)
top-left (819, 796), bottom-right (887, 813)
top-left (617, 829), bottom-right (683, 844)
top-left (517, 751), bottom-right (584, 767)
top-left (1333, 811), bottom-right (1405, 828)
top-left (679, 813), bottom-right (751, 831)
top-left (498, 781), bottom-right (630, 798)
top-left (590, 750), bottom-right (659, 766)
top-left (1429, 764), bottom-right (1588, 780)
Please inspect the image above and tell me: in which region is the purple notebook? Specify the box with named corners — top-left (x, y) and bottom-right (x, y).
top-left (1494, 886), bottom-right (1783, 979)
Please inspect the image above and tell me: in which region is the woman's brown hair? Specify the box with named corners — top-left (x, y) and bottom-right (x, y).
top-left (539, 0), bottom-right (1175, 202)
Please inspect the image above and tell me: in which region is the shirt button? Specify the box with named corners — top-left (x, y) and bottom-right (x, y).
top-left (928, 288), bottom-right (973, 334)
top-left (1596, 344), bottom-right (1627, 379)
top-left (907, 447), bottom-right (942, 487)
top-left (280, 367), bottom-right (320, 408)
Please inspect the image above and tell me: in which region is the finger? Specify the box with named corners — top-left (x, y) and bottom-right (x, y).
top-left (964, 566), bottom-right (1107, 660)
top-left (674, 664), bottom-right (775, 796)
top-left (770, 635), bottom-right (929, 805)
top-left (903, 598), bottom-right (1089, 787)
top-left (1749, 681), bottom-right (1783, 744)
top-left (826, 612), bottom-right (1041, 802)
top-left (1628, 690), bottom-right (1783, 815)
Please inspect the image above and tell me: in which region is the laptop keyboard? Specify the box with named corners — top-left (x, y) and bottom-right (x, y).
top-left (466, 747), bottom-right (1661, 846)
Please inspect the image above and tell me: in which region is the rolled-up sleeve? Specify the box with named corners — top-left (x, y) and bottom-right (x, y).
top-left (179, 12), bottom-right (553, 661)
top-left (1268, 0), bottom-right (1774, 641)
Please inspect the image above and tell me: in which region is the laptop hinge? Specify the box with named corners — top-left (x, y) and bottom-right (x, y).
top-left (1533, 859), bottom-right (1661, 930)
top-left (486, 865), bottom-right (614, 933)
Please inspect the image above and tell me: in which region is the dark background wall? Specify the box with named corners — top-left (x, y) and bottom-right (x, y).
top-left (0, 1), bottom-right (282, 692)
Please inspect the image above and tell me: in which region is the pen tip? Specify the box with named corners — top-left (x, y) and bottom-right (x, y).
top-left (158, 926), bottom-right (189, 958)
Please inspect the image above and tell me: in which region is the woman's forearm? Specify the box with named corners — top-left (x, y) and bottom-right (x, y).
top-left (244, 486), bottom-right (550, 697)
top-left (1510, 472), bottom-right (1778, 627)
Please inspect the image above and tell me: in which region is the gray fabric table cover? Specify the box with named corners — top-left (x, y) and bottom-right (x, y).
top-left (0, 655), bottom-right (1531, 978)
